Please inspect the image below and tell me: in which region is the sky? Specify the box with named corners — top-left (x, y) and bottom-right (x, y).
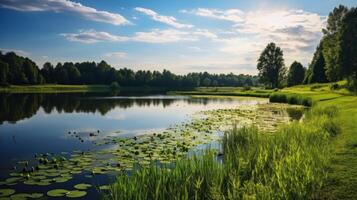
top-left (0, 0), bottom-right (356, 75)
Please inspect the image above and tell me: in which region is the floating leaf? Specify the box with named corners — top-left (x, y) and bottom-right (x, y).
top-left (0, 189), bottom-right (15, 197)
top-left (99, 185), bottom-right (110, 190)
top-left (74, 183), bottom-right (91, 190)
top-left (10, 193), bottom-right (31, 200)
top-left (5, 177), bottom-right (22, 183)
top-left (66, 190), bottom-right (87, 198)
top-left (29, 193), bottom-right (43, 199)
top-left (47, 189), bottom-right (69, 197)
top-left (23, 180), bottom-right (37, 185)
top-left (54, 177), bottom-right (70, 183)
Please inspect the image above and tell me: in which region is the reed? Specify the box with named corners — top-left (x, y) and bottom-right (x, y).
top-left (104, 106), bottom-right (339, 200)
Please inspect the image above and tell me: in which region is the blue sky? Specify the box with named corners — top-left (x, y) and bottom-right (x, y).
top-left (0, 0), bottom-right (356, 74)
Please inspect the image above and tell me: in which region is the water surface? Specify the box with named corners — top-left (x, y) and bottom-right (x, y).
top-left (0, 92), bottom-right (267, 199)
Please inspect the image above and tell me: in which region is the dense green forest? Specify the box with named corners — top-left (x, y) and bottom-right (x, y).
top-left (0, 52), bottom-right (259, 88)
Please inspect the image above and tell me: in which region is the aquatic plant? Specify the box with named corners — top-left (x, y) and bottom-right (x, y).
top-left (104, 106), bottom-right (339, 200)
top-left (0, 103), bottom-right (301, 199)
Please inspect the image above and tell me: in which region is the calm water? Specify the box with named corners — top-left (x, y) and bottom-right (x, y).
top-left (0, 92), bottom-right (266, 199)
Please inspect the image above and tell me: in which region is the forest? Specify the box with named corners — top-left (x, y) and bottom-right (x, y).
top-left (0, 52), bottom-right (259, 88)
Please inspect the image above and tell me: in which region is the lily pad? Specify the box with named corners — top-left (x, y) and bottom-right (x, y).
top-left (74, 183), bottom-right (91, 190)
top-left (10, 193), bottom-right (31, 200)
top-left (0, 189), bottom-right (15, 197)
top-left (99, 185), bottom-right (110, 190)
top-left (66, 190), bottom-right (87, 198)
top-left (29, 193), bottom-right (43, 199)
top-left (47, 189), bottom-right (69, 197)
top-left (53, 177), bottom-right (71, 183)
top-left (5, 177), bottom-right (22, 183)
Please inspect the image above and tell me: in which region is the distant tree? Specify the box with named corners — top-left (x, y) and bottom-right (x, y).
top-left (287, 61), bottom-right (306, 86)
top-left (0, 60), bottom-right (9, 85)
top-left (202, 77), bottom-right (211, 86)
top-left (0, 51), bottom-right (260, 87)
top-left (23, 59), bottom-right (39, 84)
top-left (54, 63), bottom-right (68, 84)
top-left (41, 62), bottom-right (54, 83)
top-left (110, 81), bottom-right (120, 90)
top-left (63, 62), bottom-right (81, 84)
top-left (257, 42), bottom-right (285, 88)
top-left (340, 7), bottom-right (357, 90)
top-left (304, 44), bottom-right (328, 84)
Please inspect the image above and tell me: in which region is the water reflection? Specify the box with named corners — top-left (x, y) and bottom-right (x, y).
top-left (0, 93), bottom-right (237, 124)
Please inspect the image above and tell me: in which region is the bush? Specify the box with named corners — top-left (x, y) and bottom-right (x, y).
top-left (242, 85), bottom-right (251, 91)
top-left (347, 76), bottom-right (357, 92)
top-left (269, 93), bottom-right (313, 106)
top-left (329, 83), bottom-right (340, 90)
top-left (110, 81), bottom-right (120, 90)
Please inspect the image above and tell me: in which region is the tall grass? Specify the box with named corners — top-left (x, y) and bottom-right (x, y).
top-left (269, 93), bottom-right (313, 106)
top-left (104, 106), bottom-right (339, 200)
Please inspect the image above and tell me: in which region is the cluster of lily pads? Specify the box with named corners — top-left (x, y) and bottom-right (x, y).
top-left (0, 103), bottom-right (303, 199)
top-left (67, 130), bottom-right (101, 143)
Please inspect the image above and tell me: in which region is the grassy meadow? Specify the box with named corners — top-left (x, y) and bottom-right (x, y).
top-left (103, 81), bottom-right (357, 200)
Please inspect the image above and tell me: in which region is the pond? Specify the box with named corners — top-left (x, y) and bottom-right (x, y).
top-left (0, 92), bottom-right (304, 199)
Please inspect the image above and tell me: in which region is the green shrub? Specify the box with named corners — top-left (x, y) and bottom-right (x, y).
top-left (269, 93), bottom-right (313, 106)
top-left (330, 83), bottom-right (340, 90)
top-left (242, 86), bottom-right (251, 91)
top-left (110, 81), bottom-right (120, 90)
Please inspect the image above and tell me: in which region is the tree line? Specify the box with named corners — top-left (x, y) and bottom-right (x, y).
top-left (257, 5), bottom-right (356, 90)
top-left (0, 52), bottom-right (259, 88)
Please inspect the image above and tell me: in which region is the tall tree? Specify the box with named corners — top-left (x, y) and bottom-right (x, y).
top-left (54, 63), bottom-right (68, 84)
top-left (340, 7), bottom-right (357, 89)
top-left (23, 59), bottom-right (39, 84)
top-left (41, 62), bottom-right (54, 83)
top-left (257, 42), bottom-right (285, 88)
top-left (322, 5), bottom-right (349, 81)
top-left (0, 60), bottom-right (9, 84)
top-left (304, 44), bottom-right (328, 84)
top-left (287, 61), bottom-right (306, 86)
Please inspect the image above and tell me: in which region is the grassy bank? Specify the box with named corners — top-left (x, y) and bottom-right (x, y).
top-left (0, 84), bottom-right (182, 93)
top-left (170, 87), bottom-right (272, 98)
top-left (0, 84), bottom-right (111, 93)
top-left (104, 82), bottom-right (357, 199)
top-left (104, 106), bottom-right (340, 200)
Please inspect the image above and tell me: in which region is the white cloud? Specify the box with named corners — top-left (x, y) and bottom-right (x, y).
top-left (181, 8), bottom-right (244, 23)
top-left (104, 52), bottom-right (127, 58)
top-left (60, 29), bottom-right (129, 43)
top-left (0, 48), bottom-right (30, 56)
top-left (135, 7), bottom-right (193, 29)
top-left (0, 0), bottom-right (130, 26)
top-left (61, 29), bottom-right (215, 44)
top-left (193, 29), bottom-right (217, 39)
top-left (188, 46), bottom-right (201, 51)
top-left (185, 8), bottom-right (326, 67)
top-left (132, 29), bottom-right (197, 43)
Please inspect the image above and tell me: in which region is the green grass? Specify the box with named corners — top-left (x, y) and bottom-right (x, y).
top-left (170, 87), bottom-right (272, 98)
top-left (0, 84), bottom-right (177, 93)
top-left (104, 106), bottom-right (340, 200)
top-left (104, 81), bottom-right (357, 200)
top-left (0, 84), bottom-right (111, 93)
